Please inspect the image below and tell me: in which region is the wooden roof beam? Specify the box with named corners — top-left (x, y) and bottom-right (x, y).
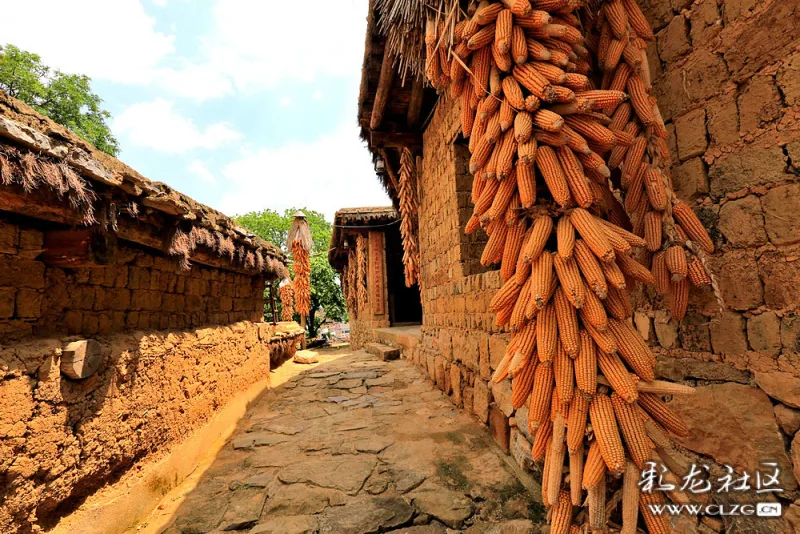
top-left (407, 75), bottom-right (425, 128)
top-left (370, 131), bottom-right (422, 149)
top-left (370, 50), bottom-right (395, 130)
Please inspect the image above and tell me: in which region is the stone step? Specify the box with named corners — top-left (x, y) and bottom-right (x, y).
top-left (365, 342), bottom-right (400, 361)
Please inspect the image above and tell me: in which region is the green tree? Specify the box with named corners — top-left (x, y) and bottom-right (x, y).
top-left (0, 44), bottom-right (119, 156)
top-left (235, 208), bottom-right (347, 338)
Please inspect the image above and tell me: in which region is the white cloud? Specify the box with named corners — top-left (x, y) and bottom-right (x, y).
top-left (217, 123), bottom-right (390, 220)
top-left (113, 98), bottom-right (242, 153)
top-left (279, 97), bottom-right (292, 107)
top-left (188, 160), bottom-right (216, 184)
top-left (312, 90), bottom-right (324, 101)
top-left (0, 1), bottom-right (174, 85)
top-left (0, 0), bottom-right (369, 102)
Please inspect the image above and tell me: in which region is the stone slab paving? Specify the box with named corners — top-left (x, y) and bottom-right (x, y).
top-left (158, 348), bottom-right (545, 534)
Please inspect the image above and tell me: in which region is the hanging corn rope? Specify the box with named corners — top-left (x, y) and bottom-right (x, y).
top-left (278, 278), bottom-right (295, 321)
top-left (356, 234), bottom-right (369, 312)
top-left (287, 211), bottom-right (313, 317)
top-left (398, 147), bottom-right (420, 286)
top-left (421, 0), bottom-right (715, 531)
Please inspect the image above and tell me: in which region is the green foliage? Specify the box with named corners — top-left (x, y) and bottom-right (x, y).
top-left (235, 208), bottom-right (347, 337)
top-left (0, 44), bottom-right (119, 156)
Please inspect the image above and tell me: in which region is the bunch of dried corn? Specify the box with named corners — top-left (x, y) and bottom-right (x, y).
top-left (345, 250), bottom-right (359, 319)
top-left (291, 242), bottom-right (311, 316)
top-left (278, 279), bottom-right (295, 321)
top-left (589, 0), bottom-right (715, 321)
top-left (399, 147), bottom-right (420, 287)
top-left (356, 234), bottom-right (369, 312)
top-left (423, 0), bottom-right (711, 531)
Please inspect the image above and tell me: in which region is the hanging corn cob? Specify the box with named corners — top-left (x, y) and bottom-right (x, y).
top-left (345, 249), bottom-right (359, 319)
top-left (421, 0), bottom-right (713, 531)
top-left (399, 146), bottom-right (420, 287)
top-left (287, 211), bottom-right (313, 317)
top-left (356, 234), bottom-right (369, 312)
top-left (278, 278), bottom-right (295, 321)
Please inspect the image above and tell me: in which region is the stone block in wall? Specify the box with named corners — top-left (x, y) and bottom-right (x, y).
top-left (654, 309), bottom-right (679, 349)
top-left (657, 15), bottom-right (691, 63)
top-left (709, 310), bottom-right (748, 355)
top-left (674, 108), bottom-right (707, 162)
top-left (15, 289), bottom-right (42, 318)
top-left (491, 379), bottom-right (514, 418)
top-left (437, 329), bottom-right (453, 360)
top-left (473, 380), bottom-right (491, 424)
top-left (434, 355), bottom-right (450, 394)
top-left (679, 313), bottom-right (712, 352)
top-left (510, 429), bottom-right (535, 472)
top-left (669, 382), bottom-right (797, 491)
top-left (488, 405), bottom-right (510, 453)
top-left (778, 53), bottom-right (800, 107)
top-left (514, 405), bottom-right (532, 443)
top-left (747, 312), bottom-right (782, 357)
top-left (717, 196), bottom-right (767, 247)
top-left (656, 357), bottom-right (750, 384)
top-left (0, 256), bottom-right (45, 289)
top-left (0, 222), bottom-right (19, 254)
top-left (463, 387), bottom-right (474, 417)
top-left (721, 0), bottom-right (799, 80)
top-left (762, 183), bottom-right (800, 246)
top-left (737, 75), bottom-right (782, 134)
top-left (759, 251), bottom-right (800, 310)
top-left (706, 92), bottom-right (740, 147)
top-left (783, 315), bottom-right (800, 354)
top-left (450, 364), bottom-right (463, 407)
top-left (689, 0), bottom-right (721, 47)
top-left (638, 0), bottom-right (675, 31)
top-left (488, 334), bottom-right (510, 371)
top-left (0, 287), bottom-right (15, 318)
top-left (713, 250), bottom-right (763, 310)
top-left (709, 143), bottom-right (787, 198)
top-left (756, 371), bottom-right (800, 410)
top-left (775, 404), bottom-right (800, 436)
top-left (672, 158), bottom-right (709, 201)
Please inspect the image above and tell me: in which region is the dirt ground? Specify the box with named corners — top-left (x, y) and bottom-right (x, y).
top-left (132, 346), bottom-right (545, 534)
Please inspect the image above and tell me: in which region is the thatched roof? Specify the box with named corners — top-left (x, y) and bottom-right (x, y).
top-left (0, 91), bottom-right (287, 279)
top-left (328, 206), bottom-right (399, 269)
top-left (357, 0), bottom-right (439, 203)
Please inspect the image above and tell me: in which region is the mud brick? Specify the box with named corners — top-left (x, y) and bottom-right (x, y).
top-left (674, 108), bottom-right (707, 161)
top-left (657, 15), bottom-right (691, 63)
top-left (706, 92), bottom-right (740, 146)
top-left (717, 195), bottom-right (767, 247)
top-left (0, 222), bottom-right (19, 254)
top-left (672, 158), bottom-right (709, 201)
top-left (737, 75), bottom-right (782, 133)
top-left (712, 250), bottom-right (763, 310)
top-left (759, 251), bottom-right (800, 309)
top-left (762, 183), bottom-right (800, 246)
top-left (748, 312), bottom-right (782, 357)
top-left (0, 256), bottom-right (45, 288)
top-left (488, 405), bottom-right (510, 453)
top-left (15, 289), bottom-right (43, 318)
top-left (709, 143), bottom-right (787, 198)
top-left (778, 53), bottom-right (800, 107)
top-left (0, 287), bottom-right (15, 318)
top-left (710, 310), bottom-right (748, 355)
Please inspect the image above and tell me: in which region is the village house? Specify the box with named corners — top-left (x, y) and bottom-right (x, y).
top-left (0, 92), bottom-right (303, 533)
top-left (329, 0), bottom-right (800, 530)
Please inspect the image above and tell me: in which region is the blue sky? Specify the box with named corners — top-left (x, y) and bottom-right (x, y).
top-left (0, 0), bottom-right (391, 221)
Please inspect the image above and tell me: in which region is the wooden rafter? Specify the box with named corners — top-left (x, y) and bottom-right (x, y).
top-left (370, 49), bottom-right (395, 130)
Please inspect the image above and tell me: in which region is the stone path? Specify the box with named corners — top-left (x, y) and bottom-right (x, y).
top-left (145, 347), bottom-right (544, 534)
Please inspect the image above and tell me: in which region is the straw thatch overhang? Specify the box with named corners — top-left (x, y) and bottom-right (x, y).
top-left (328, 206), bottom-right (399, 269)
top-left (0, 91), bottom-right (287, 279)
top-left (358, 0), bottom-right (439, 204)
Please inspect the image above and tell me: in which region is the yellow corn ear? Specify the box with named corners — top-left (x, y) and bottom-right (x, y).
top-left (557, 214), bottom-right (576, 260)
top-left (570, 208), bottom-right (615, 263)
top-left (490, 276), bottom-right (522, 311)
top-left (590, 393), bottom-right (626, 475)
top-left (627, 74), bottom-right (655, 125)
top-left (670, 278), bottom-right (689, 320)
top-left (644, 211), bottom-right (662, 252)
top-left (616, 252), bottom-right (656, 286)
top-left (638, 392), bottom-right (689, 437)
top-left (501, 221), bottom-right (527, 281)
top-left (537, 302), bottom-right (558, 362)
top-left (550, 490), bottom-right (572, 534)
top-left (553, 253), bottom-right (585, 309)
top-left (512, 25), bottom-right (528, 64)
top-left (502, 75), bottom-right (527, 109)
top-left (566, 389), bottom-right (588, 453)
top-left (672, 201), bottom-right (714, 254)
top-left (600, 258), bottom-right (626, 290)
top-left (554, 287), bottom-right (580, 357)
top-left (665, 245), bottom-right (687, 281)
top-left (639, 492), bottom-right (672, 534)
top-left (512, 355), bottom-right (538, 408)
top-left (580, 281), bottom-right (609, 331)
top-left (644, 167), bottom-right (668, 211)
top-left (557, 147), bottom-right (593, 209)
top-left (687, 257), bottom-right (712, 287)
top-left (604, 285), bottom-right (633, 320)
top-left (621, 0), bottom-right (656, 41)
top-left (582, 440), bottom-right (606, 488)
top-left (554, 345), bottom-right (574, 404)
top-left (523, 215), bottom-right (553, 264)
top-left (611, 392), bottom-right (653, 470)
top-left (514, 111), bottom-right (533, 143)
top-left (531, 418), bottom-right (552, 462)
top-left (573, 239), bottom-right (608, 299)
top-left (651, 251), bottom-right (670, 295)
top-left (517, 161), bottom-right (537, 207)
top-left (529, 363), bottom-right (555, 429)
top-left (575, 330), bottom-right (597, 395)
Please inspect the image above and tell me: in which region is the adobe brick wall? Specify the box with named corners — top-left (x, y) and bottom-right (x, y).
top-left (399, 0), bottom-right (800, 525)
top-left (0, 216), bottom-right (299, 532)
top-left (0, 219), bottom-right (265, 344)
top-left (0, 321), bottom-right (300, 533)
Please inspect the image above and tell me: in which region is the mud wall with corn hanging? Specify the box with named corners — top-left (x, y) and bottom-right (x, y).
top-left (360, 0), bottom-right (800, 531)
